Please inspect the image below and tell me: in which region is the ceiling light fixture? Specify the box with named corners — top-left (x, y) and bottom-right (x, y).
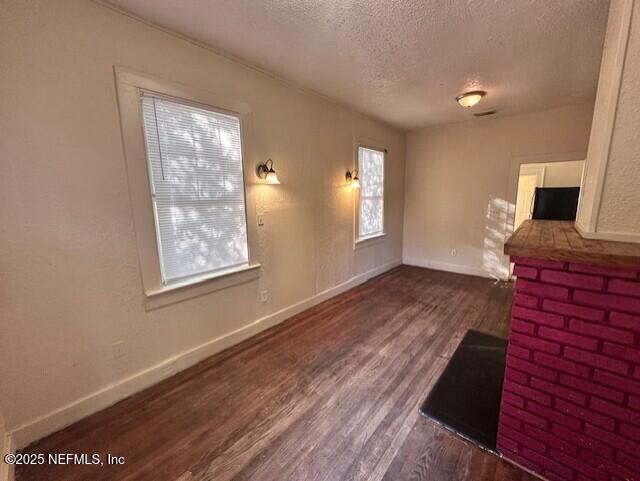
top-left (456, 90), bottom-right (486, 108)
top-left (256, 158), bottom-right (280, 184)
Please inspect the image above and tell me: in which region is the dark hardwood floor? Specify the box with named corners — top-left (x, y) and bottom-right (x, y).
top-left (17, 266), bottom-right (536, 481)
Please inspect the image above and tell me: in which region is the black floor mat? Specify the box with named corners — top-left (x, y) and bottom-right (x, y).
top-left (419, 329), bottom-right (506, 452)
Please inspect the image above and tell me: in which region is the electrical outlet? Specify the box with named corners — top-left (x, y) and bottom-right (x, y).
top-left (260, 290), bottom-right (268, 303)
top-left (257, 215), bottom-right (265, 226)
top-left (112, 341), bottom-right (126, 359)
top-left (450, 248), bottom-right (457, 257)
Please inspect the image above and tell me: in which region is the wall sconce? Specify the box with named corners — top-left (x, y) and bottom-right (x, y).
top-left (256, 158), bottom-right (280, 184)
top-left (345, 169), bottom-right (360, 189)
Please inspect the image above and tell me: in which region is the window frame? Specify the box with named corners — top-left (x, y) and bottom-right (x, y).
top-left (140, 90), bottom-right (251, 285)
top-left (354, 140), bottom-right (387, 247)
top-left (115, 67), bottom-right (260, 309)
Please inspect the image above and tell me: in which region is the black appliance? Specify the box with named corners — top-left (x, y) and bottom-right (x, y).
top-left (532, 187), bottom-right (580, 221)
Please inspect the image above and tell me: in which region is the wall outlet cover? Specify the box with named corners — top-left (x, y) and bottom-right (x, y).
top-left (112, 341), bottom-right (127, 359)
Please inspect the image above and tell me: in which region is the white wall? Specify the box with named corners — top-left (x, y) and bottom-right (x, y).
top-left (0, 411), bottom-right (9, 481)
top-left (519, 160), bottom-right (585, 188)
top-left (403, 104), bottom-right (593, 280)
top-left (0, 0), bottom-right (405, 447)
top-left (537, 160), bottom-right (584, 187)
top-left (0, 408), bottom-right (13, 481)
top-left (595, 0), bottom-right (640, 236)
top-left (577, 0), bottom-right (640, 241)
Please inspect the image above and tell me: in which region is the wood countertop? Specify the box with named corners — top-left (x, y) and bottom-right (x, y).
top-left (504, 220), bottom-right (640, 268)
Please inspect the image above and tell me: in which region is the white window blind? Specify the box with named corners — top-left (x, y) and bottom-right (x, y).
top-left (140, 92), bottom-right (249, 284)
top-left (358, 146), bottom-right (385, 239)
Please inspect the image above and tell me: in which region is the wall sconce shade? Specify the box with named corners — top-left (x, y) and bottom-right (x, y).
top-left (256, 158), bottom-right (280, 184)
top-left (346, 170), bottom-right (360, 189)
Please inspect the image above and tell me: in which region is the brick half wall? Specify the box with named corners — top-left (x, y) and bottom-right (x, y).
top-left (498, 257), bottom-right (640, 481)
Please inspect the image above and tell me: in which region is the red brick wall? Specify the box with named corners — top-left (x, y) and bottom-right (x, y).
top-left (498, 257), bottom-right (640, 481)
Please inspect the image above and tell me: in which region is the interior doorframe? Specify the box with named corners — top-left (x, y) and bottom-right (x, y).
top-left (515, 164), bottom-right (546, 228)
top-left (506, 151), bottom-right (586, 239)
top-left (505, 151), bottom-right (586, 279)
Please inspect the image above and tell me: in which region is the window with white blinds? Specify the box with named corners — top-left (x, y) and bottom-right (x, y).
top-left (140, 92), bottom-right (249, 284)
top-left (358, 146), bottom-right (385, 239)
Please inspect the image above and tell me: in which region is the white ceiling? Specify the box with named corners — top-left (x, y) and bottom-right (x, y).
top-left (107, 0), bottom-right (610, 130)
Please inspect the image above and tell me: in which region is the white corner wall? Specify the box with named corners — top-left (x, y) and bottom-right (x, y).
top-left (0, 1), bottom-right (405, 448)
top-left (599, 0), bottom-right (640, 235)
top-left (402, 104), bottom-right (594, 280)
top-left (577, 0), bottom-right (640, 242)
top-left (0, 411), bottom-right (12, 481)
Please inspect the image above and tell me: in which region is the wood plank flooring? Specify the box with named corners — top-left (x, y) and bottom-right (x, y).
top-left (16, 266), bottom-right (536, 481)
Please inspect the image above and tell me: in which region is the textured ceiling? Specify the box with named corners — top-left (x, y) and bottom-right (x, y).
top-left (106, 0), bottom-right (610, 130)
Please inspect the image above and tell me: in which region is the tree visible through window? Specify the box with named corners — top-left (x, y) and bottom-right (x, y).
top-left (358, 146), bottom-right (385, 239)
top-left (140, 93), bottom-right (249, 284)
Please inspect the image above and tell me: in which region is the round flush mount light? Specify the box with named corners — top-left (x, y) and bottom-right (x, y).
top-left (456, 90), bottom-right (486, 108)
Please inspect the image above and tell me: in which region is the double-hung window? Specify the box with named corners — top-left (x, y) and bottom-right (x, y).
top-left (357, 146), bottom-right (385, 240)
top-left (140, 92), bottom-right (249, 285)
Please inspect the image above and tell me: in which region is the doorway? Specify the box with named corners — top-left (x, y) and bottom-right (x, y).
top-left (513, 159), bottom-right (584, 231)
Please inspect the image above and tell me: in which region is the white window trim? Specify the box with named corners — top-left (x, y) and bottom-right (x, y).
top-left (115, 66), bottom-right (260, 309)
top-left (353, 139), bottom-right (387, 249)
top-left (355, 232), bottom-right (388, 247)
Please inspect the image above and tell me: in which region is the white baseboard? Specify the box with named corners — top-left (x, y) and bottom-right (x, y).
top-left (1, 433), bottom-right (15, 481)
top-left (574, 221), bottom-right (640, 244)
top-left (10, 259), bottom-right (402, 450)
top-left (403, 257), bottom-right (497, 279)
